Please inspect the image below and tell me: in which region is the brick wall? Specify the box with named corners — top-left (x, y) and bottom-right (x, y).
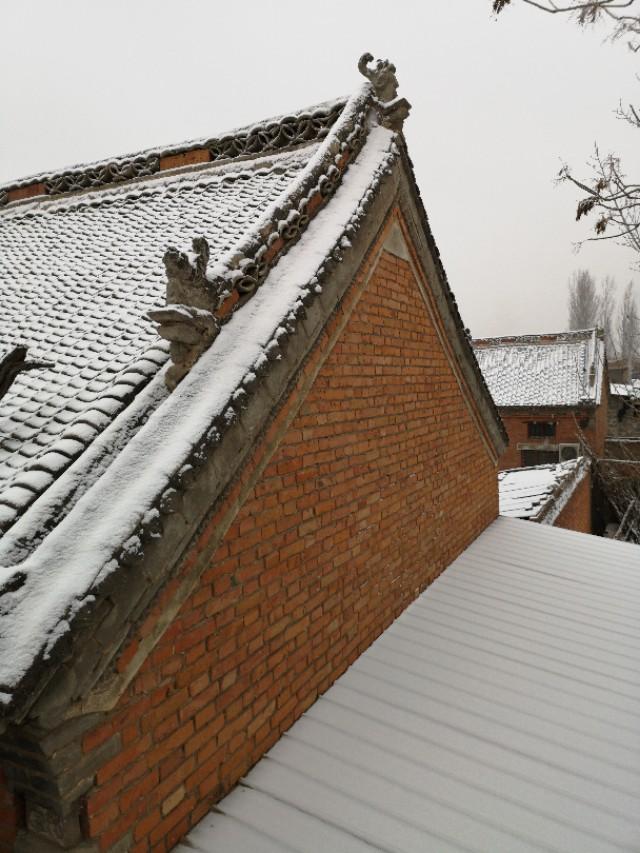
top-left (554, 470), bottom-right (592, 534)
top-left (77, 233), bottom-right (499, 851)
top-left (499, 408), bottom-right (604, 470)
top-left (0, 767), bottom-right (20, 852)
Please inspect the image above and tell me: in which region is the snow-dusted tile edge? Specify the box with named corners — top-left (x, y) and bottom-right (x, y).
top-left (0, 123), bottom-right (398, 698)
top-left (499, 457), bottom-right (589, 523)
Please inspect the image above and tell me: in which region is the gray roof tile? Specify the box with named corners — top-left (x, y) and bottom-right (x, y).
top-left (0, 146), bottom-right (314, 532)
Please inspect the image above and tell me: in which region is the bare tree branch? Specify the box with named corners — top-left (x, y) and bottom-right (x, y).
top-left (493, 1), bottom-right (640, 258)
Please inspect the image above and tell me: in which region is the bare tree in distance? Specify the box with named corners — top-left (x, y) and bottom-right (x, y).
top-left (492, 1), bottom-right (640, 264)
top-left (568, 269), bottom-right (600, 329)
top-left (599, 274), bottom-right (618, 354)
top-left (617, 280), bottom-right (639, 373)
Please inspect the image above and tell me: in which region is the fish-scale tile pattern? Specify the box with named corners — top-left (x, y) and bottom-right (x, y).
top-left (474, 340), bottom-right (592, 408)
top-left (0, 150), bottom-right (311, 531)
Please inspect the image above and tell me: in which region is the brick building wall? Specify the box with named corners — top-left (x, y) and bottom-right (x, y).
top-left (498, 406), bottom-right (605, 471)
top-left (40, 229), bottom-right (498, 851)
top-left (553, 470), bottom-right (592, 534)
top-left (0, 768), bottom-right (19, 852)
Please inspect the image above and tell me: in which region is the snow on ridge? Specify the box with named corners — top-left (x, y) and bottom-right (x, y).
top-left (0, 125), bottom-right (398, 696)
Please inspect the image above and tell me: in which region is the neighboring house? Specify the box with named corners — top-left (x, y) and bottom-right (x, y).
top-left (498, 457), bottom-right (591, 533)
top-left (473, 329), bottom-right (608, 471)
top-left (0, 57), bottom-right (636, 853)
top-left (609, 381), bottom-right (640, 436)
top-left (607, 380), bottom-right (640, 457)
top-left (0, 56), bottom-right (508, 852)
top-left (606, 381), bottom-right (640, 465)
top-left (603, 382), bottom-right (640, 539)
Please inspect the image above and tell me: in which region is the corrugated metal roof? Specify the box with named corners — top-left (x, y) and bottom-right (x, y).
top-left (177, 517), bottom-right (640, 853)
top-left (473, 329), bottom-right (604, 409)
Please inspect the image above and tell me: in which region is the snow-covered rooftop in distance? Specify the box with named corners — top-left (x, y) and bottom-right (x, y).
top-left (611, 380), bottom-right (640, 399)
top-left (499, 457), bottom-right (588, 523)
top-left (176, 516), bottom-right (640, 853)
top-left (473, 329), bottom-right (604, 408)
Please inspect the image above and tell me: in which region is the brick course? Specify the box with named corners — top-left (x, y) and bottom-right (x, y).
top-left (70, 223), bottom-right (497, 851)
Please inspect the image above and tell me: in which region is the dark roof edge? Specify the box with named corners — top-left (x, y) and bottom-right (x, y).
top-left (495, 402), bottom-right (598, 411)
top-left (473, 328), bottom-right (601, 347)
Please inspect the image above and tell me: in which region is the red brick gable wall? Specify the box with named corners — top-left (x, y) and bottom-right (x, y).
top-left (77, 219), bottom-right (499, 851)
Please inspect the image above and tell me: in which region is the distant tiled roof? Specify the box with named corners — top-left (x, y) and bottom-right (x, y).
top-left (499, 457), bottom-right (588, 523)
top-left (473, 329), bottom-right (605, 408)
top-left (177, 517), bottom-right (640, 853)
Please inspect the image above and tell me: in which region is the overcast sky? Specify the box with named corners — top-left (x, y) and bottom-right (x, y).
top-left (2, 1), bottom-right (639, 337)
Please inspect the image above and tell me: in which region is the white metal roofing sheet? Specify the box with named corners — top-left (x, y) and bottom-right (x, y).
top-left (177, 516), bottom-right (640, 853)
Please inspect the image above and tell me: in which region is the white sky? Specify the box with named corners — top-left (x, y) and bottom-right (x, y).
top-left (1, 0), bottom-right (639, 337)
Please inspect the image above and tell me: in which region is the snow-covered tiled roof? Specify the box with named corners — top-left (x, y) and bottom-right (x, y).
top-left (611, 380), bottom-right (640, 399)
top-left (473, 329), bottom-right (605, 408)
top-left (0, 76), bottom-right (411, 706)
top-left (499, 457), bottom-right (588, 523)
top-left (0, 147), bottom-right (315, 533)
top-left (177, 516), bottom-right (640, 853)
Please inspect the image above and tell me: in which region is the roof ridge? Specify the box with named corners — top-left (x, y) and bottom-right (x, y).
top-left (0, 96), bottom-right (348, 208)
top-left (0, 148), bottom-right (311, 221)
top-left (473, 328), bottom-right (599, 347)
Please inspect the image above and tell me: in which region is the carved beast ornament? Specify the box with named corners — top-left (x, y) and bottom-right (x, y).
top-left (149, 237), bottom-right (226, 390)
top-left (358, 53), bottom-right (411, 130)
top-left (358, 53), bottom-right (399, 102)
